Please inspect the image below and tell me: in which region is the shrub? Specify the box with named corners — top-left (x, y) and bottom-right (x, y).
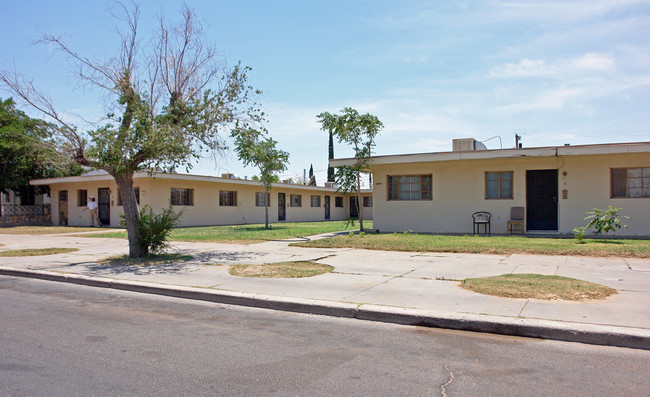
top-left (572, 226), bottom-right (586, 244)
top-left (134, 204), bottom-right (184, 254)
top-left (584, 206), bottom-right (629, 241)
top-left (343, 217), bottom-right (357, 229)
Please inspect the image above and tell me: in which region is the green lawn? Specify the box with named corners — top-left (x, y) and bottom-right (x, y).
top-left (76, 221), bottom-right (370, 244)
top-left (291, 233), bottom-right (650, 258)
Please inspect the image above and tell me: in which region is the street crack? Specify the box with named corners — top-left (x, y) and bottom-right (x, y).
top-left (441, 364), bottom-right (455, 397)
top-left (312, 254), bottom-right (336, 262)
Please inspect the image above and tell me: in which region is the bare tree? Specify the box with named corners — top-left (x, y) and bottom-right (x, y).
top-left (0, 3), bottom-right (264, 257)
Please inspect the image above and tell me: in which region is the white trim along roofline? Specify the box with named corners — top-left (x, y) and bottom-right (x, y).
top-left (329, 141), bottom-right (650, 168)
top-left (30, 171), bottom-right (372, 193)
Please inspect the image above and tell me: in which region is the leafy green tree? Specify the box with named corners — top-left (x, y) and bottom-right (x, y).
top-left (251, 175), bottom-right (280, 183)
top-left (0, 98), bottom-right (81, 198)
top-left (235, 130), bottom-right (289, 229)
top-left (584, 206), bottom-right (629, 241)
top-left (1, 5), bottom-right (264, 257)
top-left (317, 107), bottom-right (383, 231)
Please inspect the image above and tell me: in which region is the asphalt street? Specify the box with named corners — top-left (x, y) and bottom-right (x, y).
top-left (2, 276), bottom-right (649, 396)
top-left (1, 232), bottom-right (649, 349)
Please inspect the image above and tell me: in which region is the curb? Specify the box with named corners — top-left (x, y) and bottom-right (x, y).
top-left (2, 266), bottom-right (649, 350)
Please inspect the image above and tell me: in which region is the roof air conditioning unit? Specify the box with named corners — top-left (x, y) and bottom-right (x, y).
top-left (452, 138), bottom-right (487, 152)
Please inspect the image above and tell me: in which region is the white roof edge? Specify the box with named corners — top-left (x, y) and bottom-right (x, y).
top-left (330, 141), bottom-right (650, 167)
top-left (30, 171), bottom-right (356, 192)
top-left (31, 173), bottom-right (115, 185)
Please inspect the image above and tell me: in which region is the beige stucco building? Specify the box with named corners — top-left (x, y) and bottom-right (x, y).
top-left (331, 140), bottom-right (650, 237)
top-left (31, 172), bottom-right (372, 227)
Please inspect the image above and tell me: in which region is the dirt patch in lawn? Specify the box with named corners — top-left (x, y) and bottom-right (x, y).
top-left (229, 261), bottom-right (333, 278)
top-left (461, 273), bottom-right (617, 301)
top-left (0, 248), bottom-right (79, 257)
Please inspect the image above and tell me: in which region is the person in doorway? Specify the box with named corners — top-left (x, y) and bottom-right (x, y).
top-left (84, 196), bottom-right (102, 227)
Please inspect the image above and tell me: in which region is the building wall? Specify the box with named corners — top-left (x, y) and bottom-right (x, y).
top-left (1, 190), bottom-right (52, 226)
top-left (48, 179), bottom-right (119, 227)
top-left (370, 152), bottom-right (649, 236)
top-left (360, 192), bottom-right (373, 221)
top-left (46, 176), bottom-right (372, 227)
top-left (146, 178), bottom-right (352, 226)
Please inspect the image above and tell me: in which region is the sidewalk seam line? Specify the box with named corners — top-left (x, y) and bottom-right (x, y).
top-left (517, 300), bottom-right (529, 317)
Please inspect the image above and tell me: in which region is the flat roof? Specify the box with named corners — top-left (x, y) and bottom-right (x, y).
top-left (330, 141), bottom-right (650, 167)
top-left (30, 171), bottom-right (372, 193)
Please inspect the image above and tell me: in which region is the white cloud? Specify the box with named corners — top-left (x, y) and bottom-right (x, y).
top-left (573, 53), bottom-right (614, 70)
top-left (404, 55), bottom-right (430, 63)
top-left (490, 59), bottom-right (552, 78)
top-left (491, 0), bottom-right (650, 24)
top-left (490, 53), bottom-right (615, 78)
top-left (496, 87), bottom-right (584, 113)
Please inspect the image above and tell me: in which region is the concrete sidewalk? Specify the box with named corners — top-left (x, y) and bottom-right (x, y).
top-left (1, 231), bottom-right (649, 349)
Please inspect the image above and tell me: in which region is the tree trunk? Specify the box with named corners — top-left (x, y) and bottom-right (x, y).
top-left (356, 172), bottom-right (364, 232)
top-left (114, 173), bottom-right (147, 257)
top-left (264, 182), bottom-right (269, 229)
top-left (327, 129), bottom-right (335, 182)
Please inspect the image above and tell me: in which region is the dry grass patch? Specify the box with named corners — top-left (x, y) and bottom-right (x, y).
top-left (229, 261), bottom-right (333, 278)
top-left (98, 253), bottom-right (193, 266)
top-left (461, 273), bottom-right (617, 301)
top-left (0, 226), bottom-right (105, 234)
top-left (0, 248), bottom-right (79, 257)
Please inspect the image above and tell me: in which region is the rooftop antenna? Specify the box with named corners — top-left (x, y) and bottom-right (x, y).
top-left (515, 133), bottom-right (523, 148)
top-left (480, 136), bottom-right (503, 149)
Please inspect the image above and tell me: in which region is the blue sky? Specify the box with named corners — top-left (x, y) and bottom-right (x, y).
top-left (1, 1), bottom-right (649, 183)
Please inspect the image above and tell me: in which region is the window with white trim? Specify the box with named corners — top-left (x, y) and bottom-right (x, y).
top-left (219, 190), bottom-right (237, 206)
top-left (485, 171), bottom-right (513, 199)
top-left (255, 192), bottom-right (270, 207)
top-left (388, 175), bottom-right (432, 200)
top-left (290, 194), bottom-right (302, 207)
top-left (612, 168), bottom-right (650, 198)
top-left (171, 188), bottom-right (193, 206)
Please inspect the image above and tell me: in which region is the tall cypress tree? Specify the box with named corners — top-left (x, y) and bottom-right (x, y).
top-left (327, 128), bottom-right (335, 182)
top-left (308, 163), bottom-right (316, 186)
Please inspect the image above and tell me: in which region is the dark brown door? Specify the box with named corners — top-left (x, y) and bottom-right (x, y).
top-left (278, 193), bottom-right (286, 221)
top-left (350, 197), bottom-right (359, 218)
top-left (98, 188), bottom-right (110, 226)
top-left (324, 196), bottom-right (330, 220)
top-left (526, 170), bottom-right (558, 230)
top-left (59, 190), bottom-right (68, 226)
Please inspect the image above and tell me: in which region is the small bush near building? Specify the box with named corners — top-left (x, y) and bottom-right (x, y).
top-left (584, 206), bottom-right (629, 241)
top-left (127, 204), bottom-right (183, 254)
top-left (572, 226), bottom-right (586, 244)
